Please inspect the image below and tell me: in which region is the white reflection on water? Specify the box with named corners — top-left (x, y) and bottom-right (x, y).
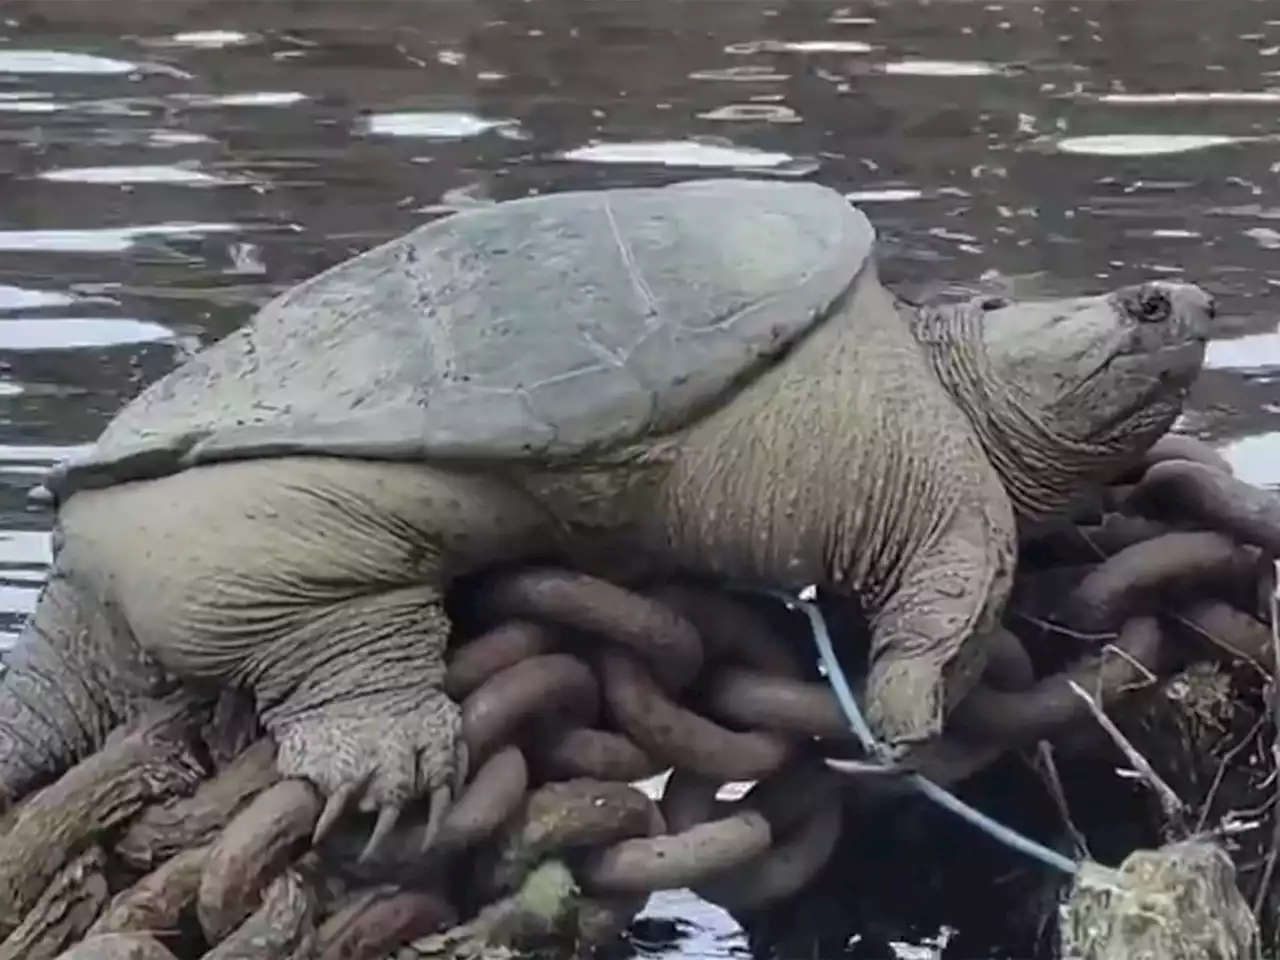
top-left (0, 50), bottom-right (139, 75)
top-left (1054, 134), bottom-right (1252, 157)
top-left (0, 285), bottom-right (78, 311)
top-left (1096, 91), bottom-right (1280, 105)
top-left (37, 165), bottom-right (249, 187)
top-left (1220, 432), bottom-right (1280, 489)
top-left (0, 222), bottom-right (246, 254)
top-left (881, 59), bottom-right (1008, 76)
top-left (1205, 330), bottom-right (1280, 375)
top-left (561, 140), bottom-right (798, 169)
top-left (0, 317), bottom-right (176, 351)
top-left (0, 441), bottom-right (87, 649)
top-left (169, 31), bottom-right (255, 49)
top-left (358, 111), bottom-right (521, 140)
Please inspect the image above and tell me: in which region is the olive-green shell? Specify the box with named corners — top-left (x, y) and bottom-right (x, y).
top-left (47, 178), bottom-right (873, 498)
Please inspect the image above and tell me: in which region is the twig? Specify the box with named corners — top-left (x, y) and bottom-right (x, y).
top-left (1248, 559), bottom-right (1280, 917)
top-left (1196, 712), bottom-right (1269, 834)
top-left (1065, 679), bottom-right (1187, 833)
top-left (1169, 610), bottom-right (1269, 683)
top-left (1008, 609), bottom-right (1116, 644)
top-left (1029, 742), bottom-right (1090, 860)
top-left (1099, 642), bottom-right (1159, 689)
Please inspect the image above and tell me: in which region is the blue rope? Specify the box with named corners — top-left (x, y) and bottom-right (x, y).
top-left (755, 586), bottom-right (1079, 877)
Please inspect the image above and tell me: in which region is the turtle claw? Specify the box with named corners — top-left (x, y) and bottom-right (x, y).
top-left (419, 785), bottom-right (451, 854)
top-left (360, 803), bottom-right (403, 862)
top-left (314, 779), bottom-right (365, 846)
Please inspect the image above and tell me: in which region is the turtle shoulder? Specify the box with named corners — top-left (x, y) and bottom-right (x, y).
top-left (48, 178), bottom-right (873, 498)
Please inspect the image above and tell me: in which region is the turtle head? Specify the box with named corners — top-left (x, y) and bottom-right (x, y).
top-left (947, 279), bottom-right (1214, 516)
top-left (979, 279), bottom-right (1213, 449)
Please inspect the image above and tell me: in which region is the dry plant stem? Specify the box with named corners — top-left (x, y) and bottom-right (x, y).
top-left (1066, 679), bottom-right (1187, 832)
top-left (0, 699), bottom-right (207, 936)
top-left (1031, 742), bottom-right (1090, 859)
top-left (115, 738), bottom-right (279, 871)
top-left (1171, 601), bottom-right (1272, 678)
top-left (0, 847), bottom-right (108, 960)
top-left (90, 845), bottom-right (210, 939)
top-left (51, 934), bottom-right (179, 960)
top-left (202, 869), bottom-right (316, 960)
top-left (1249, 565), bottom-right (1280, 919)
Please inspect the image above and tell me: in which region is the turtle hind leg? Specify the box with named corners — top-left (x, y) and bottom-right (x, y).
top-left (0, 554), bottom-right (171, 801)
top-left (64, 456), bottom-right (549, 862)
top-left (256, 586), bottom-right (467, 861)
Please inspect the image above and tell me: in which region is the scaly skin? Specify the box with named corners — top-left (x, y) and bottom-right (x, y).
top-left (0, 264), bottom-right (1213, 852)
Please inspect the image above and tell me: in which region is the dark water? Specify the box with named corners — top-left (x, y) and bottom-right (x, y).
top-left (0, 0), bottom-right (1276, 955)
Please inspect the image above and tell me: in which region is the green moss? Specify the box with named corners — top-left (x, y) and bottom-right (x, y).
top-left (1061, 840), bottom-right (1258, 960)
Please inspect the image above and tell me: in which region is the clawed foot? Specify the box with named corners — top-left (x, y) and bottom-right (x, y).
top-left (275, 691), bottom-right (467, 863)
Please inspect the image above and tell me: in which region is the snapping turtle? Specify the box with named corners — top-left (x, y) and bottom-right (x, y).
top-left (4, 178), bottom-right (1212, 855)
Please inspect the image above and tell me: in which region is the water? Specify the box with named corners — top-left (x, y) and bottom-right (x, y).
top-left (0, 0), bottom-right (1277, 955)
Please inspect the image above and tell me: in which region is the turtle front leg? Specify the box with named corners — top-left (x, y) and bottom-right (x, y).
top-left (861, 517), bottom-right (1011, 757)
top-left (250, 586), bottom-right (467, 860)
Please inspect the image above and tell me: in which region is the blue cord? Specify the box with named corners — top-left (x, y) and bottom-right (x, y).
top-left (755, 586), bottom-right (1080, 878)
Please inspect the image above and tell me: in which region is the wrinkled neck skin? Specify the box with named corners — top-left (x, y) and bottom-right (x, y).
top-left (907, 301), bottom-right (1136, 523)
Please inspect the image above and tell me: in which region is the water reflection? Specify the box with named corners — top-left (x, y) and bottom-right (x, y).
top-left (559, 140), bottom-right (804, 170)
top-left (0, 223), bottom-right (247, 253)
top-left (0, 285), bottom-right (78, 309)
top-left (1220, 432), bottom-right (1280, 488)
top-left (359, 111), bottom-right (523, 139)
top-left (0, 50), bottom-right (140, 75)
top-left (36, 164), bottom-right (250, 185)
top-left (0, 317), bottom-right (176, 350)
top-left (1052, 133), bottom-right (1256, 156)
top-left (0, 0), bottom-right (1276, 955)
top-left (880, 59), bottom-right (1009, 76)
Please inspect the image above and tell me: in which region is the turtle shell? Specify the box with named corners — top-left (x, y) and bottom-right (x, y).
top-left (48, 178), bottom-right (873, 498)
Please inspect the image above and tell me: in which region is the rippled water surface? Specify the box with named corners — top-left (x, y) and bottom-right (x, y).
top-left (1, 0), bottom-right (1279, 955)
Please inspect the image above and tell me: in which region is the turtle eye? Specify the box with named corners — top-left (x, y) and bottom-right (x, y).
top-left (1134, 285), bottom-right (1172, 324)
